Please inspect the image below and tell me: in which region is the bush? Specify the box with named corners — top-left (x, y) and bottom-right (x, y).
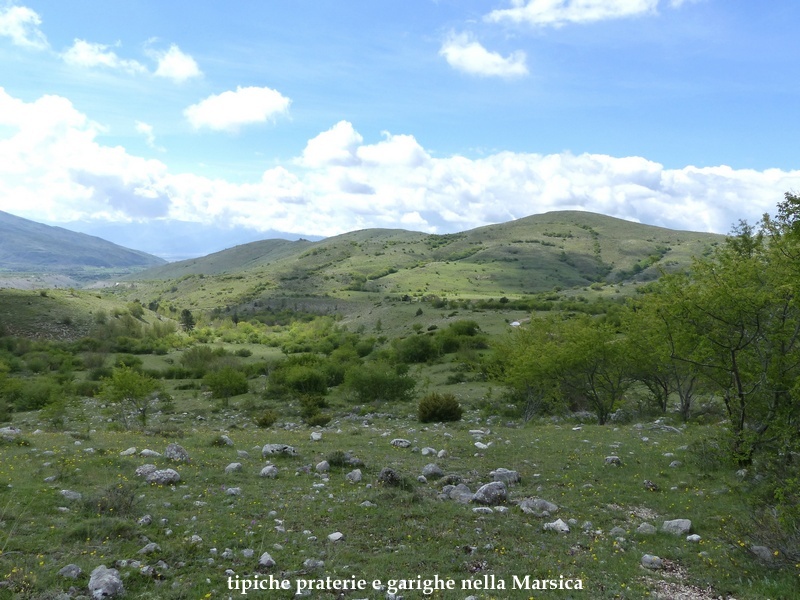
top-left (305, 412), bottom-right (332, 427)
top-left (344, 362), bottom-right (415, 403)
top-left (254, 409), bottom-right (279, 428)
top-left (418, 392), bottom-right (463, 423)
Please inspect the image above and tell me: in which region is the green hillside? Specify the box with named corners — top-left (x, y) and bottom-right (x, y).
top-left (122, 211), bottom-right (722, 316)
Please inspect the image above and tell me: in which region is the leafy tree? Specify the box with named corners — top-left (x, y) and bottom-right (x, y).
top-left (344, 361), bottom-right (415, 403)
top-left (180, 309), bottom-right (196, 332)
top-left (100, 366), bottom-right (159, 428)
top-left (204, 366), bottom-right (249, 407)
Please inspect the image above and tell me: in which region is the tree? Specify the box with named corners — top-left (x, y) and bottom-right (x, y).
top-left (499, 316), bottom-right (634, 424)
top-left (180, 309), bottom-right (195, 332)
top-left (204, 366), bottom-right (249, 407)
top-left (100, 366), bottom-right (159, 428)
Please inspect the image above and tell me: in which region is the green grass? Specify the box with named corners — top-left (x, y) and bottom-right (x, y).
top-left (0, 402), bottom-right (796, 599)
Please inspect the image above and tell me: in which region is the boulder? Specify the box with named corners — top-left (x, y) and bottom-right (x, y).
top-left (164, 443), bottom-right (190, 463)
top-left (472, 481), bottom-right (507, 506)
top-left (519, 498), bottom-right (558, 516)
top-left (661, 519), bottom-right (692, 535)
top-left (491, 468), bottom-right (520, 484)
top-left (261, 444), bottom-right (297, 457)
top-left (641, 554), bottom-right (663, 570)
top-left (146, 469), bottom-right (181, 485)
top-left (88, 565), bottom-right (124, 599)
top-left (543, 518), bottom-right (570, 533)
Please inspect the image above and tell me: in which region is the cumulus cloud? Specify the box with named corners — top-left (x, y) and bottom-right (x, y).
top-left (486, 0), bottom-right (662, 27)
top-left (1, 90), bottom-right (799, 240)
top-left (149, 43), bottom-right (202, 83)
top-left (440, 32), bottom-right (528, 78)
top-left (61, 39), bottom-right (146, 74)
top-left (184, 86), bottom-right (291, 132)
top-left (0, 4), bottom-right (47, 49)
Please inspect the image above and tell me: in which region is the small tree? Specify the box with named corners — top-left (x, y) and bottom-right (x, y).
top-left (101, 366), bottom-right (159, 428)
top-left (204, 366), bottom-right (248, 407)
top-left (180, 309), bottom-right (196, 332)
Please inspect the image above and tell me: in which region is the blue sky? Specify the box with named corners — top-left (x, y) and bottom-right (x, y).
top-left (1, 0), bottom-right (799, 258)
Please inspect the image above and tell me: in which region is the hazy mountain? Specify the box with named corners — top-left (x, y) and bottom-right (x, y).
top-left (0, 210), bottom-right (167, 273)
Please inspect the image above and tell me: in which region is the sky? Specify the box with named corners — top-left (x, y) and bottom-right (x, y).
top-left (1, 0), bottom-right (800, 259)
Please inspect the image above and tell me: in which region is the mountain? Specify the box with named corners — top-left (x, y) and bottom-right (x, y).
top-left (0, 210), bottom-right (166, 278)
top-left (125, 211), bottom-right (725, 313)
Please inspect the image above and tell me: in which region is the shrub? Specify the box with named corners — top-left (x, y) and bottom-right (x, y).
top-left (305, 412), bottom-right (332, 427)
top-left (235, 348), bottom-right (253, 357)
top-left (344, 362), bottom-right (415, 403)
top-left (254, 409), bottom-right (279, 428)
top-left (417, 392), bottom-right (463, 423)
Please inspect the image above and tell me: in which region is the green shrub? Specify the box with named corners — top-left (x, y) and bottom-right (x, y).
top-left (235, 348), bottom-right (253, 357)
top-left (305, 412), bottom-right (332, 427)
top-left (344, 362), bottom-right (415, 403)
top-left (254, 409), bottom-right (279, 428)
top-left (417, 392), bottom-right (463, 423)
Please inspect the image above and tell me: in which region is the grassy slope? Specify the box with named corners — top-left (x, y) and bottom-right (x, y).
top-left (116, 211), bottom-right (722, 322)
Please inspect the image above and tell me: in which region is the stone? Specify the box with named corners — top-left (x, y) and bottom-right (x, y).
top-left (138, 514), bottom-right (152, 526)
top-left (261, 444), bottom-right (297, 457)
top-left (328, 532), bottom-right (344, 542)
top-left (237, 450), bottom-right (250, 459)
top-left (661, 519), bottom-right (692, 535)
top-left (472, 481), bottom-right (507, 506)
top-left (686, 534), bottom-right (702, 543)
top-left (421, 463), bottom-right (443, 478)
top-left (303, 559), bottom-right (324, 570)
top-left (138, 542), bottom-right (160, 555)
top-left (259, 465), bottom-right (279, 478)
top-left (378, 467), bottom-right (401, 486)
top-left (139, 449), bottom-right (161, 458)
top-left (519, 498), bottom-right (558, 516)
top-left (135, 464), bottom-right (158, 478)
top-left (119, 447), bottom-right (136, 456)
top-left (225, 487), bottom-right (242, 496)
top-left (472, 507), bottom-right (494, 514)
top-left (88, 565), bottom-right (124, 599)
top-left (346, 469), bottom-right (362, 483)
top-left (220, 435), bottom-right (234, 446)
top-left (669, 460), bottom-right (682, 468)
top-left (491, 468), bottom-right (520, 484)
top-left (164, 443), bottom-right (190, 463)
top-left (610, 526), bottom-right (627, 537)
top-left (448, 483), bottom-right (474, 504)
top-left (59, 490), bottom-right (82, 501)
top-left (637, 523), bottom-right (657, 535)
top-left (421, 447), bottom-right (436, 456)
top-left (474, 442), bottom-right (490, 450)
top-left (315, 460), bottom-right (330, 473)
top-left (641, 554), bottom-right (663, 569)
top-left (310, 432), bottom-right (322, 442)
top-left (225, 462), bottom-right (243, 474)
top-left (259, 552), bottom-right (276, 568)
top-left (750, 545), bottom-right (773, 562)
top-left (58, 564), bottom-right (82, 579)
top-left (605, 456), bottom-right (622, 466)
top-left (390, 438), bottom-right (412, 448)
top-left (146, 469), bottom-right (181, 485)
top-left (543, 519), bottom-right (570, 533)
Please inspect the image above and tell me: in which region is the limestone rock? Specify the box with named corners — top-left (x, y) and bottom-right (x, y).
top-left (146, 469), bottom-right (181, 485)
top-left (260, 465), bottom-right (279, 478)
top-left (58, 564), bottom-right (82, 579)
top-left (519, 498), bottom-right (558, 516)
top-left (641, 554), bottom-right (663, 569)
top-left (261, 444), bottom-right (297, 457)
top-left (543, 518), bottom-right (570, 533)
top-left (491, 468), bottom-right (520, 484)
top-left (472, 481), bottom-right (507, 506)
top-left (390, 438), bottom-right (411, 448)
top-left (164, 443), bottom-right (190, 463)
top-left (88, 565), bottom-right (124, 599)
top-left (661, 519), bottom-right (692, 535)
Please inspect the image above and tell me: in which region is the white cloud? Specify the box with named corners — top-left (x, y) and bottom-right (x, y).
top-left (1, 91), bottom-right (799, 242)
top-left (134, 120), bottom-right (165, 152)
top-left (0, 4), bottom-right (47, 49)
top-left (486, 0), bottom-right (661, 27)
top-left (184, 86), bottom-right (291, 132)
top-left (61, 39), bottom-right (146, 74)
top-left (150, 44), bottom-right (202, 83)
top-left (440, 32), bottom-right (528, 78)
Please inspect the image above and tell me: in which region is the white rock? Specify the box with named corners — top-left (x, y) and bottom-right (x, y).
top-left (328, 531), bottom-right (344, 542)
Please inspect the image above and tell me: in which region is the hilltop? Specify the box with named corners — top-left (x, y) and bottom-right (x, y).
top-left (0, 210), bottom-right (166, 287)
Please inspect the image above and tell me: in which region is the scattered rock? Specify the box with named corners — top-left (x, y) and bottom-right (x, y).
top-left (58, 564), bottom-right (82, 579)
top-left (225, 487), bottom-right (242, 496)
top-left (661, 519), bottom-right (692, 535)
top-left (750, 545), bottom-right (773, 562)
top-left (447, 483), bottom-right (474, 504)
top-left (543, 519), bottom-right (570, 533)
top-left (146, 469), bottom-right (181, 485)
top-left (669, 460), bottom-right (682, 468)
top-left (328, 532), bottom-right (344, 542)
top-left (119, 447), bottom-right (136, 456)
top-left (686, 534), bottom-right (702, 543)
top-left (637, 523), bottom-right (657, 535)
top-left (474, 442), bottom-right (490, 450)
top-left (261, 444), bottom-right (297, 457)
top-left (378, 467), bottom-right (401, 486)
top-left (346, 469), bottom-right (362, 483)
top-left (491, 468), bottom-right (520, 484)
top-left (164, 443), bottom-right (190, 463)
top-left (138, 542), bottom-right (160, 555)
top-left (225, 462), bottom-right (243, 474)
top-left (519, 498), bottom-right (558, 516)
top-left (421, 463), bottom-right (443, 478)
top-left (259, 552), bottom-right (276, 568)
top-left (259, 466), bottom-right (279, 478)
top-left (472, 481), bottom-right (507, 506)
top-left (390, 439), bottom-right (411, 448)
top-left (472, 507), bottom-right (494, 515)
top-left (315, 460), bottom-right (330, 473)
top-left (59, 490), bottom-right (81, 501)
top-left (135, 464), bottom-right (158, 478)
top-left (643, 479), bottom-right (659, 492)
top-left (641, 554), bottom-right (663, 570)
top-left (303, 559), bottom-right (324, 570)
top-left (88, 565), bottom-right (124, 599)
top-left (139, 449), bottom-right (161, 458)
top-left (605, 456), bottom-right (622, 466)
top-left (310, 432), bottom-right (322, 442)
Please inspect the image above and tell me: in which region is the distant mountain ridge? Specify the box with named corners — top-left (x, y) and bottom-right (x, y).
top-left (0, 210), bottom-right (166, 274)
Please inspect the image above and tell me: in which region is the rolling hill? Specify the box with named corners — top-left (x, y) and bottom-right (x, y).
top-left (122, 211), bottom-right (725, 316)
top-left (0, 210), bottom-right (166, 286)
